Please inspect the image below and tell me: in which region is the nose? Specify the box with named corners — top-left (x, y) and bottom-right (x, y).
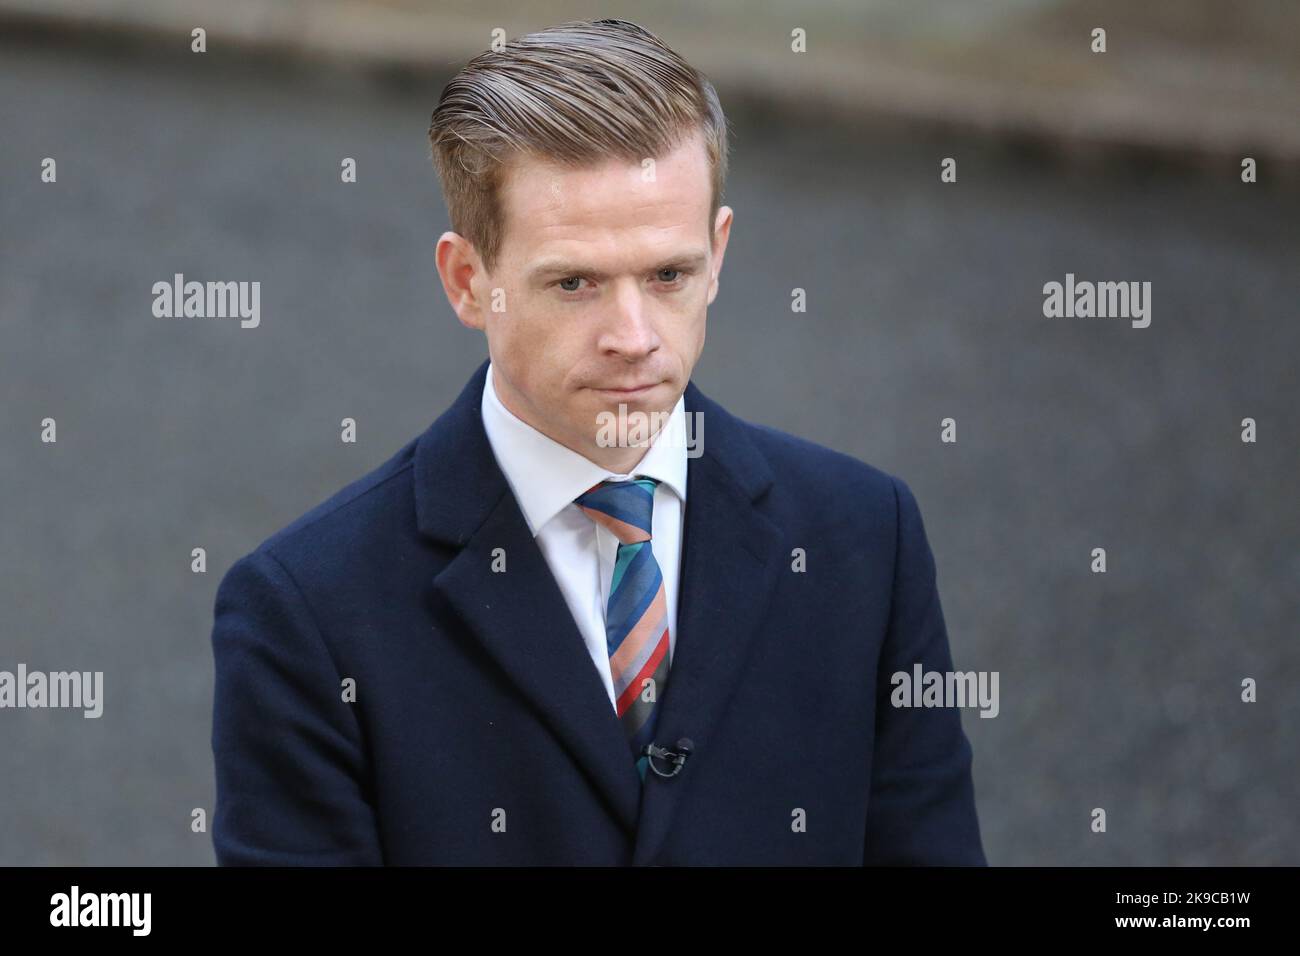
top-left (596, 280), bottom-right (660, 360)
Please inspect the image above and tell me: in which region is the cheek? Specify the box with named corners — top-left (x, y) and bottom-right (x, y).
top-left (669, 300), bottom-right (708, 353)
top-left (529, 333), bottom-right (575, 401)
top-left (496, 295), bottom-right (548, 359)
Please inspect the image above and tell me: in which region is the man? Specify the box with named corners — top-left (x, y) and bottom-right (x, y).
top-left (210, 18), bottom-right (987, 866)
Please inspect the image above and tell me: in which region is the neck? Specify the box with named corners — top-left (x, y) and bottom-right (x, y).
top-left (582, 439), bottom-right (655, 476)
top-left (491, 365), bottom-right (668, 474)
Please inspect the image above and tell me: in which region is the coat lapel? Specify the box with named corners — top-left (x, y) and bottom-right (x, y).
top-left (630, 381), bottom-right (784, 864)
top-left (413, 358), bottom-right (784, 860)
top-left (415, 359), bottom-right (642, 836)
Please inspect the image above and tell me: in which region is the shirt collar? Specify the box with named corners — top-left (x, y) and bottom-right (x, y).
top-left (480, 360), bottom-right (688, 537)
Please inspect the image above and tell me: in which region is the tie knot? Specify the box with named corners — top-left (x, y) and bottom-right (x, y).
top-left (574, 477), bottom-right (659, 544)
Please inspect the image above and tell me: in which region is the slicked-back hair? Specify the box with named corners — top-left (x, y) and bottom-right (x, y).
top-left (428, 18), bottom-right (730, 275)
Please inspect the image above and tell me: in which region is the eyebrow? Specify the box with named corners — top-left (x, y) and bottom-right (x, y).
top-left (527, 251), bottom-right (709, 284)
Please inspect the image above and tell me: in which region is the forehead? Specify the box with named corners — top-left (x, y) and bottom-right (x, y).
top-left (496, 131), bottom-right (713, 261)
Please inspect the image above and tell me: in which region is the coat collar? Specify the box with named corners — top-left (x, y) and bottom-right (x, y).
top-left (415, 358), bottom-right (784, 859)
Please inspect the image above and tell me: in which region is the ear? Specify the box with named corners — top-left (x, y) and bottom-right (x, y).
top-left (435, 231), bottom-right (488, 331)
top-left (706, 206), bottom-right (733, 306)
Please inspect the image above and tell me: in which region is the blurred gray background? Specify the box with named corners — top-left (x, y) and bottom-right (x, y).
top-left (1, 0), bottom-right (1297, 865)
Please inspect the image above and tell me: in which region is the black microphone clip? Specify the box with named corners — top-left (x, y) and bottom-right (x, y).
top-left (641, 737), bottom-right (694, 778)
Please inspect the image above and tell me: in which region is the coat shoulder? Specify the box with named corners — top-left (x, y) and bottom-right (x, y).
top-left (241, 435), bottom-right (422, 576)
top-left (733, 413), bottom-right (907, 514)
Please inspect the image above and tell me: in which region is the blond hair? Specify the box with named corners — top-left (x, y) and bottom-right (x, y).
top-left (428, 18), bottom-right (729, 274)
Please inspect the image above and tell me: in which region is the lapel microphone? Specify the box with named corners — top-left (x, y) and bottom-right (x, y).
top-left (641, 738), bottom-right (694, 778)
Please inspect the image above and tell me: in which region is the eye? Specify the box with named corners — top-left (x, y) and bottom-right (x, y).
top-left (656, 268), bottom-right (683, 284)
top-left (557, 276), bottom-right (585, 292)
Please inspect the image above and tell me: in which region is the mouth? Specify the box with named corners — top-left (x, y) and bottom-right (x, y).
top-left (589, 382), bottom-right (662, 398)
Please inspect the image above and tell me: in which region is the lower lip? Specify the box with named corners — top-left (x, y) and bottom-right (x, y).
top-left (592, 383), bottom-right (661, 398)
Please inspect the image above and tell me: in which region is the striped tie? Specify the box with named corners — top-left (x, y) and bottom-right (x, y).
top-left (574, 477), bottom-right (671, 782)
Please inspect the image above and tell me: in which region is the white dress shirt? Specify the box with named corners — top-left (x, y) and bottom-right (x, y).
top-left (480, 360), bottom-right (688, 712)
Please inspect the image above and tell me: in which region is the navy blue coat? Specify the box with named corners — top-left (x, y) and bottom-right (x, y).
top-left (210, 358), bottom-right (987, 865)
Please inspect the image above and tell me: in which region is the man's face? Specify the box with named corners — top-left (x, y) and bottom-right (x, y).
top-left (440, 127), bottom-right (732, 467)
